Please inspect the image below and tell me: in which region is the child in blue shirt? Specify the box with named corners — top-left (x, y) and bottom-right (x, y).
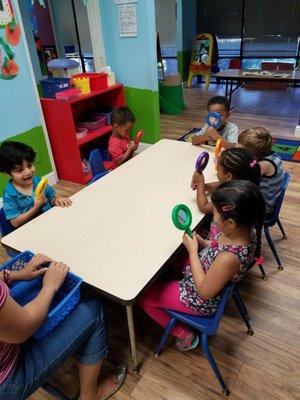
top-left (192, 96), bottom-right (238, 149)
top-left (0, 141), bottom-right (72, 229)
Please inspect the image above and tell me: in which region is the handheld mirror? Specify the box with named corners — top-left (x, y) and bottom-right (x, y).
top-left (172, 204), bottom-right (193, 237)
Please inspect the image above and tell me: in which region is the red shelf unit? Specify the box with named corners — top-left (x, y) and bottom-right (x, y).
top-left (41, 84), bottom-right (125, 184)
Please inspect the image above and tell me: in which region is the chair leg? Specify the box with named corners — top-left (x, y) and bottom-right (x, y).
top-left (232, 291), bottom-right (254, 336)
top-left (155, 317), bottom-right (176, 357)
top-left (264, 226), bottom-right (283, 270)
top-left (233, 288), bottom-right (251, 321)
top-left (187, 72), bottom-right (193, 88)
top-left (258, 264), bottom-right (268, 281)
top-left (276, 218), bottom-right (287, 240)
top-left (204, 73), bottom-right (210, 90)
top-left (201, 334), bottom-right (230, 396)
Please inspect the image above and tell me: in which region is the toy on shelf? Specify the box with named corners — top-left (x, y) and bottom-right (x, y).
top-left (55, 88), bottom-right (81, 101)
top-left (35, 177), bottom-right (48, 200)
top-left (47, 58), bottom-right (80, 78)
top-left (172, 204), bottom-right (193, 237)
top-left (134, 130), bottom-right (143, 145)
top-left (195, 151), bottom-right (209, 172)
top-left (205, 112), bottom-right (222, 129)
top-left (72, 76), bottom-right (90, 94)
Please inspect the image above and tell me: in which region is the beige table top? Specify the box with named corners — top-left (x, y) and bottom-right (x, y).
top-left (213, 69), bottom-right (300, 82)
top-left (2, 139), bottom-right (217, 303)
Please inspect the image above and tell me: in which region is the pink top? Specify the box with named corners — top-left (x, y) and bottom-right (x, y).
top-left (108, 134), bottom-right (130, 168)
top-left (0, 280), bottom-right (19, 384)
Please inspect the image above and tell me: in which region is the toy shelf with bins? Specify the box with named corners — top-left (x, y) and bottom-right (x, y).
top-left (41, 84), bottom-right (125, 184)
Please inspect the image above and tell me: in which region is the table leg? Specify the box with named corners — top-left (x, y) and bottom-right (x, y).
top-left (126, 305), bottom-right (140, 373)
top-left (229, 80), bottom-right (233, 106)
top-left (225, 79), bottom-right (228, 97)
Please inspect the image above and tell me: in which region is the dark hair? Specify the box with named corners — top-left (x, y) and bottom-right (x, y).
top-left (207, 96), bottom-right (230, 113)
top-left (0, 141), bottom-right (36, 174)
top-left (211, 180), bottom-right (265, 263)
top-left (219, 147), bottom-right (261, 186)
top-left (111, 107), bottom-right (136, 125)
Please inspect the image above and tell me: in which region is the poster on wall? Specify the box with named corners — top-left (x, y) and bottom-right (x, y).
top-left (118, 3), bottom-right (137, 37)
top-left (0, 0), bottom-right (20, 80)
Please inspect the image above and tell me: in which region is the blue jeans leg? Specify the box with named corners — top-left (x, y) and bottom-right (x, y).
top-left (0, 298), bottom-right (107, 400)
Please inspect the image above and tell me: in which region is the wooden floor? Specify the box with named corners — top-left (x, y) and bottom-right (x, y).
top-left (1, 86), bottom-right (300, 400)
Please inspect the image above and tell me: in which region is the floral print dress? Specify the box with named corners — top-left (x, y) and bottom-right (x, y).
top-left (179, 233), bottom-right (256, 315)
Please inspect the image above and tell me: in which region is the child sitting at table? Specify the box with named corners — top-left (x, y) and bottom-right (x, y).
top-left (0, 141), bottom-right (72, 229)
top-left (108, 107), bottom-right (138, 168)
top-left (140, 180), bottom-right (265, 351)
top-left (192, 96), bottom-right (238, 149)
top-left (237, 127), bottom-right (284, 216)
top-left (192, 147), bottom-right (261, 214)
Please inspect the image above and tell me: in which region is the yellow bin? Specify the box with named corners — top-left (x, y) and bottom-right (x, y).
top-left (72, 76), bottom-right (91, 94)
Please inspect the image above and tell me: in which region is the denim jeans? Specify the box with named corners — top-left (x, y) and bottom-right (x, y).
top-left (0, 298), bottom-right (107, 400)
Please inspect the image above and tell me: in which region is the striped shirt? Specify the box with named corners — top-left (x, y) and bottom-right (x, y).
top-left (0, 280), bottom-right (19, 384)
top-left (260, 152), bottom-right (284, 214)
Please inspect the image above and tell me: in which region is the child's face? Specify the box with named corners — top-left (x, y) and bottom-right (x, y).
top-left (10, 160), bottom-right (35, 188)
top-left (216, 160), bottom-right (231, 183)
top-left (208, 104), bottom-right (230, 127)
top-left (113, 121), bottom-right (133, 138)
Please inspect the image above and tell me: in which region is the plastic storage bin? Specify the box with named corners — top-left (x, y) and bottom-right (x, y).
top-left (72, 73), bottom-right (107, 91)
top-left (77, 117), bottom-right (106, 131)
top-left (0, 251), bottom-right (82, 340)
top-left (72, 76), bottom-right (90, 94)
top-left (55, 88), bottom-right (81, 101)
top-left (40, 78), bottom-right (71, 98)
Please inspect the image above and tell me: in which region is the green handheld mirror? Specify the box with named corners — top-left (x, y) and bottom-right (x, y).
top-left (172, 204), bottom-right (193, 237)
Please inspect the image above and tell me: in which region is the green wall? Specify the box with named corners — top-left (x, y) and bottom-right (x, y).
top-left (0, 125), bottom-right (52, 194)
top-left (125, 87), bottom-right (160, 144)
top-left (177, 50), bottom-right (191, 81)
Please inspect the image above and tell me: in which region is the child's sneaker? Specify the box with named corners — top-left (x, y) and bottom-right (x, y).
top-left (176, 331), bottom-right (199, 352)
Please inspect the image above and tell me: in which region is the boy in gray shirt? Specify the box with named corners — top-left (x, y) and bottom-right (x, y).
top-left (192, 96), bottom-right (238, 149)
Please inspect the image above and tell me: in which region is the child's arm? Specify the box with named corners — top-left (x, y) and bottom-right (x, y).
top-left (115, 141), bottom-right (138, 166)
top-left (193, 172), bottom-right (214, 214)
top-left (9, 196), bottom-right (46, 229)
top-left (192, 133), bottom-right (210, 146)
top-left (205, 181), bottom-right (219, 193)
top-left (259, 160), bottom-right (276, 177)
top-left (206, 127), bottom-right (235, 149)
top-left (183, 233), bottom-right (239, 299)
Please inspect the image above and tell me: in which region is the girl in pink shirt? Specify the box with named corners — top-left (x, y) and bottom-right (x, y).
top-left (108, 107), bottom-right (138, 168)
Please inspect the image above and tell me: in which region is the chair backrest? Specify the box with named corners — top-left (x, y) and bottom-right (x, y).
top-left (228, 59), bottom-right (241, 69)
top-left (210, 282), bottom-right (235, 332)
top-left (265, 171), bottom-right (291, 225)
top-left (88, 149), bottom-right (107, 178)
top-left (0, 208), bottom-right (14, 237)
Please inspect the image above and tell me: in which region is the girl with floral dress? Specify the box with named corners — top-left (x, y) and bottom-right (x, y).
top-left (140, 180), bottom-right (265, 351)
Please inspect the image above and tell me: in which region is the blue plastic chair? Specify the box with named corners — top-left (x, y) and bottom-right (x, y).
top-left (264, 172), bottom-right (290, 270)
top-left (0, 207), bottom-right (14, 237)
top-left (88, 149), bottom-right (113, 182)
top-left (155, 283), bottom-right (253, 396)
top-left (0, 208), bottom-right (17, 257)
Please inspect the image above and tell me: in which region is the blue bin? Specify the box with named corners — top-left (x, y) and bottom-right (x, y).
top-left (1, 251), bottom-right (82, 340)
top-left (40, 78), bottom-right (71, 99)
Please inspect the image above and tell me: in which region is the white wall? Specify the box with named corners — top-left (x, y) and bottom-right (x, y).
top-left (155, 0), bottom-right (177, 53)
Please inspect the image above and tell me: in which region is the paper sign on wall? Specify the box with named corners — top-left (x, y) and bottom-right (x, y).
top-left (118, 4), bottom-right (137, 37)
top-left (115, 0), bottom-right (137, 4)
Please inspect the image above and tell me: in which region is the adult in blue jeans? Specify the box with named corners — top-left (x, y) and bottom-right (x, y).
top-left (0, 254), bottom-right (126, 400)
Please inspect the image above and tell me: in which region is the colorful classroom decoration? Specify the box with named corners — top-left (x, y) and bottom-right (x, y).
top-left (187, 33), bottom-right (215, 90)
top-left (0, 0), bottom-right (20, 80)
